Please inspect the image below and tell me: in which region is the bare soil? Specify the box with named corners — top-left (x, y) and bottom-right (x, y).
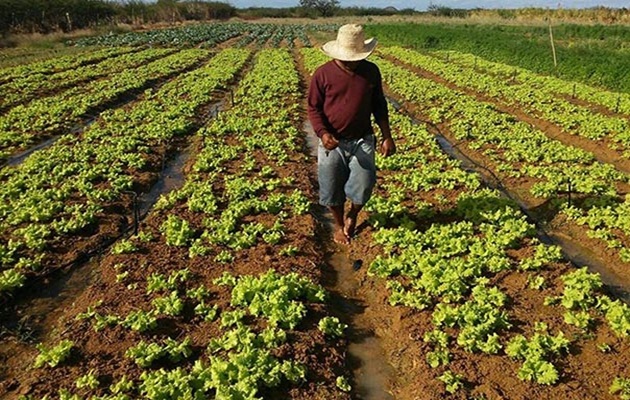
top-left (295, 47), bottom-right (630, 400)
top-left (0, 53), bottom-right (241, 311)
top-left (340, 115), bottom-right (630, 400)
top-left (1, 45), bottom-right (629, 400)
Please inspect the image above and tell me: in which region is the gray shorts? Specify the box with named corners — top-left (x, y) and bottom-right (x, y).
top-left (318, 134), bottom-right (377, 206)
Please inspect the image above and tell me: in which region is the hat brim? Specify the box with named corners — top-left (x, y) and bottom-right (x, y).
top-left (321, 38), bottom-right (377, 61)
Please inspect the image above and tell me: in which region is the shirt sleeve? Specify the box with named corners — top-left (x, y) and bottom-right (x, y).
top-left (307, 69), bottom-right (332, 139)
top-left (372, 66), bottom-right (389, 123)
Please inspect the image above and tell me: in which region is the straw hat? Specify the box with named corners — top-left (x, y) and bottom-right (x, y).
top-left (321, 24), bottom-right (377, 62)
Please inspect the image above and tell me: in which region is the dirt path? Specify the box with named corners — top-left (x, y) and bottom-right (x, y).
top-left (293, 48), bottom-right (398, 399)
top-left (302, 122), bottom-right (397, 400)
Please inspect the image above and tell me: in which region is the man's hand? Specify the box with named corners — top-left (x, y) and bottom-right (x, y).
top-left (380, 137), bottom-right (396, 157)
top-left (321, 132), bottom-right (339, 151)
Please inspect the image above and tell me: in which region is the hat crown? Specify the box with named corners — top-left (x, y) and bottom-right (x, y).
top-left (321, 23), bottom-right (376, 61)
top-left (336, 24), bottom-right (366, 52)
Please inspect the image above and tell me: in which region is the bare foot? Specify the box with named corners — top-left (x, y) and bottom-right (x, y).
top-left (333, 228), bottom-right (350, 245)
top-left (344, 216), bottom-right (357, 239)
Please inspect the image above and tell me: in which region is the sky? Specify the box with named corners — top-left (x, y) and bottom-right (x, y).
top-left (227, 0), bottom-right (629, 9)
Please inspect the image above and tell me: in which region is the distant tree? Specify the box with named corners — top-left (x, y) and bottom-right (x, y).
top-left (299, 0), bottom-right (339, 17)
top-left (427, 3), bottom-right (468, 18)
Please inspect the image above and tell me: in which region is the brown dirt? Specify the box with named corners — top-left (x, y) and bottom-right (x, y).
top-left (2, 52), bottom-right (212, 162)
top-left (558, 93), bottom-right (630, 121)
top-left (0, 53), bottom-right (240, 313)
top-left (213, 34), bottom-right (246, 50)
top-left (349, 233), bottom-right (630, 399)
top-left (1, 48), bottom-right (177, 114)
top-left (2, 44), bottom-right (629, 400)
top-left (297, 46), bottom-right (630, 399)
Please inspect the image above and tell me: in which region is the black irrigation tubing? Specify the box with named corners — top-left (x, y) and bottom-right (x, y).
top-left (0, 61), bottom-right (254, 307)
top-left (385, 97), bottom-right (588, 260)
top-left (122, 190), bottom-right (140, 236)
top-left (0, 192), bottom-right (140, 308)
top-left (389, 96), bottom-right (630, 302)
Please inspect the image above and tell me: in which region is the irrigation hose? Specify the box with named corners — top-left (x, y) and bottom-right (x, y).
top-left (385, 96), bottom-right (575, 259)
top-left (0, 63), bottom-right (253, 309)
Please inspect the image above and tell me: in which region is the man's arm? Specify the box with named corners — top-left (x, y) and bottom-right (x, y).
top-left (373, 67), bottom-right (396, 157)
top-left (307, 70), bottom-right (339, 150)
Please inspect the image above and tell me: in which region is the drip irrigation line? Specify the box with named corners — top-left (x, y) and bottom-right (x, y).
top-left (0, 192), bottom-right (140, 308)
top-left (122, 190), bottom-right (140, 236)
top-left (0, 72), bottom-right (251, 308)
top-left (386, 96), bottom-right (575, 257)
top-left (392, 96), bottom-right (630, 301)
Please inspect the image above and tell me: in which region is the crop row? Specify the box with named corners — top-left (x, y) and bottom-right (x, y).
top-left (75, 23), bottom-right (241, 47)
top-left (0, 47), bottom-right (134, 85)
top-left (0, 49), bottom-right (210, 162)
top-left (0, 48), bottom-right (250, 296)
top-left (0, 48), bottom-right (176, 111)
top-left (15, 48), bottom-right (350, 400)
top-left (0, 47), bottom-right (91, 70)
top-left (380, 47), bottom-right (630, 156)
top-left (300, 47), bottom-right (630, 398)
top-left (432, 50), bottom-right (630, 116)
top-left (76, 23), bottom-right (327, 48)
top-left (371, 54), bottom-right (630, 268)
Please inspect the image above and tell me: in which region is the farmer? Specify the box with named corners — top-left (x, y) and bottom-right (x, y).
top-left (308, 24), bottom-right (396, 245)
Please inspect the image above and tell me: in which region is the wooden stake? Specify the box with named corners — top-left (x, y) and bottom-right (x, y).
top-left (549, 22), bottom-right (558, 69)
top-left (66, 12), bottom-right (72, 31)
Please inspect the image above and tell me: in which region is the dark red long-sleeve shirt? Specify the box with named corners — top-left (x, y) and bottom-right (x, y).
top-left (307, 59), bottom-right (389, 140)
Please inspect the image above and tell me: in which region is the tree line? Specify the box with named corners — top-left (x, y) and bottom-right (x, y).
top-left (4, 0), bottom-right (625, 37)
top-left (0, 0), bottom-right (237, 35)
top-left (1, 0), bottom-right (420, 36)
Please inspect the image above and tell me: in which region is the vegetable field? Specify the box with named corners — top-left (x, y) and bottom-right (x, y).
top-left (0, 22), bottom-right (629, 400)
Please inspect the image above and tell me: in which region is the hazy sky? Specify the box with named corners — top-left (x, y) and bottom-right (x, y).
top-left (228, 0), bottom-right (629, 9)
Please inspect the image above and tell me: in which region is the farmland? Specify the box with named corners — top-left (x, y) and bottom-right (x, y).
top-left (0, 21), bottom-right (629, 400)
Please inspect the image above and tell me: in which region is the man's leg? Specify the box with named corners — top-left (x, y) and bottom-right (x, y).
top-left (318, 142), bottom-right (350, 244)
top-left (329, 204), bottom-right (349, 245)
top-left (344, 203), bottom-right (363, 238)
top-left (344, 135), bottom-right (377, 238)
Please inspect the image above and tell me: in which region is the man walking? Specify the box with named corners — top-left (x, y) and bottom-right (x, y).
top-left (308, 24), bottom-right (396, 245)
